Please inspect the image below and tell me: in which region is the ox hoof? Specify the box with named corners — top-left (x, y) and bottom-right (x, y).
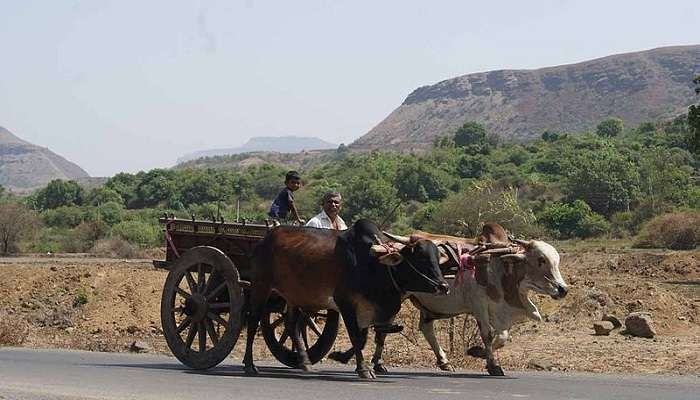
top-left (299, 364), bottom-right (314, 373)
top-left (487, 365), bottom-right (505, 376)
top-left (244, 364), bottom-right (259, 375)
top-left (373, 363), bottom-right (389, 375)
top-left (357, 369), bottom-right (376, 379)
top-left (328, 351), bottom-right (352, 364)
top-left (437, 362), bottom-right (455, 372)
top-left (466, 346), bottom-right (487, 359)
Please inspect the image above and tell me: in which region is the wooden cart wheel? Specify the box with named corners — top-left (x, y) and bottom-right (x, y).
top-left (160, 246), bottom-right (243, 370)
top-left (261, 297), bottom-right (339, 368)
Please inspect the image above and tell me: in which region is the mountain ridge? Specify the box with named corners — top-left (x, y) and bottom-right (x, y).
top-left (352, 45), bottom-right (700, 149)
top-left (0, 126), bottom-right (89, 192)
top-left (177, 136), bottom-right (337, 164)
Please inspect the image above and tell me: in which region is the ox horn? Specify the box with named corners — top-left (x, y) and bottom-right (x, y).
top-left (383, 231), bottom-right (412, 245)
top-left (370, 244), bottom-right (389, 256)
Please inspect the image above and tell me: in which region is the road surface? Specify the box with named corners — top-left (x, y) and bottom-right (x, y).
top-left (0, 348), bottom-right (697, 400)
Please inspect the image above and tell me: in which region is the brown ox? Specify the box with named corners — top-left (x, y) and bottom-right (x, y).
top-left (242, 219), bottom-right (449, 379)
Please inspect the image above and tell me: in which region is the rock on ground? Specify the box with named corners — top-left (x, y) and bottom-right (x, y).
top-left (625, 312), bottom-right (656, 338)
top-left (593, 321), bottom-right (614, 335)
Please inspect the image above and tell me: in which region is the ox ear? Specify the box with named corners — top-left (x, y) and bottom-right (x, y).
top-left (377, 252), bottom-right (403, 267)
top-left (382, 231), bottom-right (412, 245)
top-left (500, 253), bottom-right (527, 264)
top-left (437, 244), bottom-right (459, 266)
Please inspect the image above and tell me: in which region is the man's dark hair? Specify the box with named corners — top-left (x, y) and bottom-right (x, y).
top-left (285, 170), bottom-right (301, 182)
top-left (322, 191), bottom-right (342, 204)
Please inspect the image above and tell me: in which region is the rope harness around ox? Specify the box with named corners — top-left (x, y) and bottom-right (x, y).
top-left (378, 241), bottom-right (446, 295)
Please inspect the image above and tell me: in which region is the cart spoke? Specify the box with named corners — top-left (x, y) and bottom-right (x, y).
top-left (207, 312), bottom-right (228, 328)
top-left (185, 272), bottom-right (197, 294)
top-left (205, 319), bottom-right (219, 345)
top-left (176, 287), bottom-right (191, 300)
top-left (197, 264), bottom-right (205, 293)
top-left (278, 328), bottom-right (289, 345)
top-left (301, 328), bottom-right (310, 351)
top-left (202, 268), bottom-right (218, 296)
top-left (176, 316), bottom-right (193, 334)
top-left (270, 315), bottom-right (285, 330)
top-left (209, 302), bottom-right (230, 311)
top-left (206, 282), bottom-right (227, 301)
top-left (198, 322), bottom-right (207, 352)
top-left (185, 324), bottom-right (197, 349)
top-left (303, 313), bottom-right (323, 337)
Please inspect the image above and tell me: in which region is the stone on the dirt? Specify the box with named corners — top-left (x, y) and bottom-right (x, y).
top-left (527, 360), bottom-right (553, 371)
top-left (593, 321), bottom-right (614, 335)
top-left (602, 314), bottom-right (622, 329)
top-left (126, 325), bottom-right (140, 334)
top-left (624, 312), bottom-right (656, 338)
top-left (129, 341), bottom-right (152, 353)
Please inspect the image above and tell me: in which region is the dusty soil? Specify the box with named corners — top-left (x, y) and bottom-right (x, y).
top-left (1, 248), bottom-right (699, 376)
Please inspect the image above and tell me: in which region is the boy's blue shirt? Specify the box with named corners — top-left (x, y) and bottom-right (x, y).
top-left (268, 187), bottom-right (294, 219)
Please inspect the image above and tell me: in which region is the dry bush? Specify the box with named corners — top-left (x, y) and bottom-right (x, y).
top-left (423, 182), bottom-right (544, 238)
top-left (634, 211), bottom-right (700, 250)
top-left (0, 312), bottom-right (29, 346)
top-left (91, 238), bottom-right (140, 259)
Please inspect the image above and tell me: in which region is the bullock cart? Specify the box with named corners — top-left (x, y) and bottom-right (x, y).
top-left (153, 217), bottom-right (340, 370)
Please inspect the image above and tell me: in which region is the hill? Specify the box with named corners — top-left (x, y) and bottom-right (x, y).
top-left (352, 45), bottom-right (700, 149)
top-left (177, 136), bottom-right (337, 164)
top-left (175, 148), bottom-right (338, 171)
top-left (0, 126), bottom-right (89, 192)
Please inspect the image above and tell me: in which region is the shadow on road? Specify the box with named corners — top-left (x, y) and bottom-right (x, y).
top-left (85, 362), bottom-right (513, 383)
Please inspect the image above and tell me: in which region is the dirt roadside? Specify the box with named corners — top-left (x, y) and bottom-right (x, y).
top-left (1, 249), bottom-right (699, 376)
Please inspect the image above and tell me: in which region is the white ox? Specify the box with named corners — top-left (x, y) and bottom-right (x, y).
top-left (329, 236), bottom-right (568, 376)
top-left (406, 239), bottom-right (568, 375)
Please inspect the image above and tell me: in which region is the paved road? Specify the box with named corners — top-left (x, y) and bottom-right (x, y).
top-left (0, 348), bottom-right (698, 400)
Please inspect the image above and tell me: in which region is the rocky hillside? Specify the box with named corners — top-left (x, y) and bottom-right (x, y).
top-left (177, 136), bottom-right (337, 164)
top-left (353, 45), bottom-right (700, 149)
top-left (0, 126), bottom-right (89, 192)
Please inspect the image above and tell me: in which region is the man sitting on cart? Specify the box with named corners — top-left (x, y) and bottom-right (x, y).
top-left (305, 191), bottom-right (347, 230)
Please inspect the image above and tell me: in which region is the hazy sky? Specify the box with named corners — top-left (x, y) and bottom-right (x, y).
top-left (1, 1), bottom-right (698, 176)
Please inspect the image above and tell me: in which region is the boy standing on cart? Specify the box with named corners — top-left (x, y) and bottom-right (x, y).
top-left (268, 170), bottom-right (305, 226)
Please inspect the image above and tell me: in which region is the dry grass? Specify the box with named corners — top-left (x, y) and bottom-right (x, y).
top-left (0, 312), bottom-right (29, 346)
top-left (634, 212), bottom-right (700, 250)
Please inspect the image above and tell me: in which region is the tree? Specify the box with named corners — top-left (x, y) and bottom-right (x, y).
top-left (596, 118), bottom-right (624, 138)
top-left (0, 200), bottom-right (40, 253)
top-left (541, 130), bottom-right (560, 142)
top-left (454, 121), bottom-right (488, 147)
top-left (565, 145), bottom-right (640, 217)
top-left (87, 187), bottom-right (123, 206)
top-left (688, 75), bottom-right (700, 153)
top-left (394, 161), bottom-right (449, 202)
top-left (33, 180), bottom-right (84, 210)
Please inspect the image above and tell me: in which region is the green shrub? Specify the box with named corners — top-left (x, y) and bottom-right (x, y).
top-left (73, 289), bottom-right (88, 308)
top-left (634, 211), bottom-right (700, 250)
top-left (537, 200), bottom-right (609, 239)
top-left (110, 220), bottom-right (161, 248)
